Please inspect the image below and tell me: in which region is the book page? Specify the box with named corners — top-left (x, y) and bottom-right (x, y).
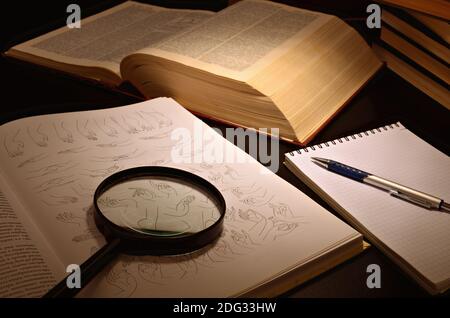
top-left (134, 0), bottom-right (331, 80)
top-left (0, 98), bottom-right (360, 297)
top-left (0, 174), bottom-right (63, 297)
top-left (12, 1), bottom-right (214, 76)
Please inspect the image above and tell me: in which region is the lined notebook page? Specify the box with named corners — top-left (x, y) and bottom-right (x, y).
top-left (286, 123), bottom-right (450, 291)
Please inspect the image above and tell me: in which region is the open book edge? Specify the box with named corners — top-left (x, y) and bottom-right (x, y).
top-left (3, 0), bottom-right (382, 145)
top-left (0, 97), bottom-right (365, 297)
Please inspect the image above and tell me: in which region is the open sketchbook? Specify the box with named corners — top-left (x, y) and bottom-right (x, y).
top-left (4, 0), bottom-right (382, 144)
top-left (0, 98), bottom-right (363, 297)
top-left (285, 123), bottom-right (450, 294)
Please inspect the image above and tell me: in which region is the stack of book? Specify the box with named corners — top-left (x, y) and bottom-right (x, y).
top-left (373, 0), bottom-right (449, 108)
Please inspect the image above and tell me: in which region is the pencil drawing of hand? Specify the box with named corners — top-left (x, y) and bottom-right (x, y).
top-left (129, 187), bottom-right (160, 201)
top-left (165, 195), bottom-right (196, 217)
top-left (208, 239), bottom-right (239, 262)
top-left (95, 118), bottom-right (119, 138)
top-left (57, 145), bottom-right (90, 155)
top-left (139, 110), bottom-right (172, 128)
top-left (130, 112), bottom-right (154, 131)
top-left (175, 258), bottom-right (198, 279)
top-left (27, 124), bottom-right (49, 147)
top-left (17, 153), bottom-right (49, 169)
top-left (263, 221), bottom-right (300, 241)
top-left (137, 263), bottom-right (164, 284)
top-left (95, 139), bottom-right (131, 148)
top-left (3, 129), bottom-right (24, 157)
top-left (148, 180), bottom-right (177, 197)
top-left (33, 175), bottom-right (77, 192)
top-left (268, 202), bottom-right (295, 220)
top-left (136, 207), bottom-right (158, 230)
top-left (83, 162), bottom-right (120, 178)
top-left (42, 193), bottom-right (78, 206)
top-left (76, 119), bottom-right (98, 141)
top-left (106, 265), bottom-right (137, 297)
top-left (27, 160), bottom-right (78, 178)
top-left (240, 189), bottom-right (274, 207)
top-left (55, 211), bottom-right (84, 226)
top-left (53, 121), bottom-right (74, 143)
top-left (229, 229), bottom-right (255, 249)
top-left (238, 208), bottom-right (267, 236)
top-left (121, 115), bottom-right (141, 134)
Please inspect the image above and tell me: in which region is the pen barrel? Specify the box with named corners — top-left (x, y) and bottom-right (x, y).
top-left (365, 176), bottom-right (443, 209)
top-left (328, 161), bottom-right (369, 182)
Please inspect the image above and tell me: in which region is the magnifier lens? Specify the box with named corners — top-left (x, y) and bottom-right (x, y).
top-left (45, 167), bottom-right (225, 298)
top-left (96, 175), bottom-right (222, 237)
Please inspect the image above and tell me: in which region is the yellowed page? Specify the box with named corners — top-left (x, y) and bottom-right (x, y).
top-left (129, 0), bottom-right (333, 82)
top-left (0, 173), bottom-right (64, 297)
top-left (11, 1), bottom-right (214, 77)
top-left (0, 98), bottom-right (360, 297)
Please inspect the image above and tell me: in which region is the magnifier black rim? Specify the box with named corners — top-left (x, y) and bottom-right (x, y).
top-left (93, 166), bottom-right (226, 255)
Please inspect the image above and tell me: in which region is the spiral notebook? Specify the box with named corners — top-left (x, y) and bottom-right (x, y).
top-left (284, 122), bottom-right (450, 294)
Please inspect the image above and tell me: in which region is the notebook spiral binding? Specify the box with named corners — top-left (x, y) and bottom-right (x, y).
top-left (289, 122), bottom-right (401, 156)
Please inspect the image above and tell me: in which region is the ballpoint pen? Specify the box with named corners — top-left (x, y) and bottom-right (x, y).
top-left (311, 157), bottom-right (450, 212)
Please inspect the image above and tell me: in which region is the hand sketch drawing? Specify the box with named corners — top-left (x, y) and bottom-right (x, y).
top-left (76, 119), bottom-right (98, 141)
top-left (223, 165), bottom-right (245, 180)
top-left (93, 148), bottom-right (146, 163)
top-left (139, 130), bottom-right (172, 141)
top-left (58, 145), bottom-right (90, 155)
top-left (0, 102), bottom-right (310, 298)
top-left (138, 256), bottom-right (198, 283)
top-left (127, 112), bottom-right (154, 132)
top-left (94, 118), bottom-right (119, 138)
top-left (223, 182), bottom-right (259, 198)
top-left (82, 162), bottom-right (121, 178)
top-left (26, 161), bottom-right (78, 179)
top-left (129, 187), bottom-right (160, 201)
top-left (239, 188), bottom-right (274, 207)
top-left (106, 263), bottom-right (137, 297)
top-left (33, 175), bottom-right (77, 192)
top-left (136, 207), bottom-right (158, 231)
top-left (3, 129), bottom-right (24, 158)
top-left (53, 121), bottom-right (74, 143)
top-left (71, 184), bottom-right (95, 199)
top-left (164, 195), bottom-right (196, 217)
top-left (148, 180), bottom-right (178, 197)
top-left (56, 211), bottom-right (85, 226)
top-left (95, 139), bottom-right (131, 148)
top-left (27, 124), bottom-right (49, 147)
top-left (17, 153), bottom-right (49, 169)
top-left (138, 110), bottom-right (172, 129)
top-left (42, 193), bottom-right (78, 206)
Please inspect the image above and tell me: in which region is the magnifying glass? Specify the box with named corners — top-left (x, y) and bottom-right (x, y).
top-left (44, 166), bottom-right (226, 298)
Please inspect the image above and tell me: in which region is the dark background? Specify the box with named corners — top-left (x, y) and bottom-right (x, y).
top-left (1, 0), bottom-right (449, 297)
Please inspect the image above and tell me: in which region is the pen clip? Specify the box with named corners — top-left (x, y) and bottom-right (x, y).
top-left (389, 190), bottom-right (433, 209)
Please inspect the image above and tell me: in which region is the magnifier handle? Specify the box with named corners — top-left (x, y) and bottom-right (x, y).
top-left (43, 238), bottom-right (121, 298)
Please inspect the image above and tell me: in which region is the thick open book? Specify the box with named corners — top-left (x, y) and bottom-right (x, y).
top-left (285, 123), bottom-right (450, 294)
top-left (0, 97), bottom-right (363, 297)
top-left (4, 0), bottom-right (382, 144)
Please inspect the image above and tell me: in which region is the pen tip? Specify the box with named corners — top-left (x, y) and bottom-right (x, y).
top-left (311, 157), bottom-right (328, 163)
top-left (311, 157), bottom-right (328, 169)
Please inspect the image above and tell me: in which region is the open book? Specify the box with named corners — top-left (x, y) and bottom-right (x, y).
top-left (285, 123), bottom-right (450, 294)
top-left (4, 0), bottom-right (382, 144)
top-left (0, 97), bottom-right (363, 297)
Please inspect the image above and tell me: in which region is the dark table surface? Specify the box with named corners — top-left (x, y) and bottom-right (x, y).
top-left (1, 0), bottom-right (449, 298)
